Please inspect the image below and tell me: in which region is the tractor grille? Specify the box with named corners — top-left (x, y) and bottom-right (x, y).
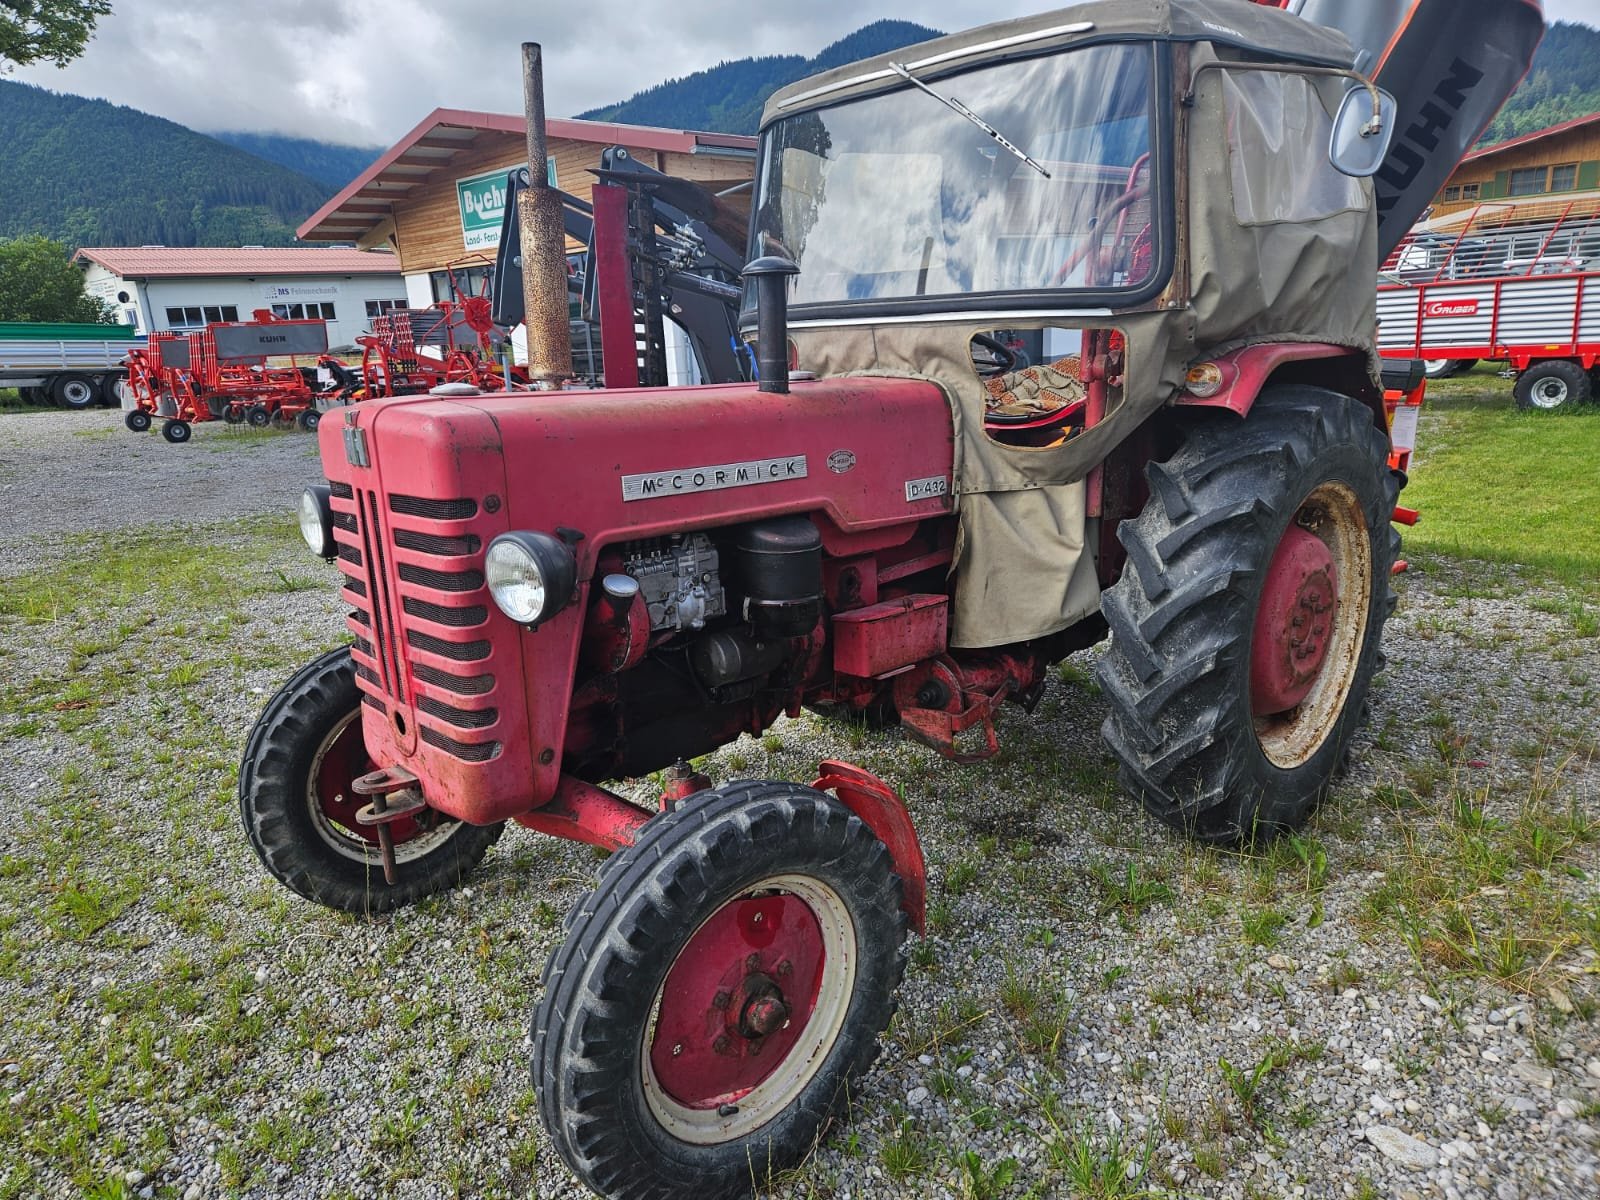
top-left (333, 484), bottom-right (502, 764)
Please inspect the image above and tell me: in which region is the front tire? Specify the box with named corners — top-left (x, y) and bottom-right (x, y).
top-left (533, 782), bottom-right (907, 1200)
top-left (124, 409), bottom-right (152, 433)
top-left (1097, 387), bottom-right (1399, 842)
top-left (161, 419), bottom-right (191, 444)
top-left (238, 648), bottom-right (503, 913)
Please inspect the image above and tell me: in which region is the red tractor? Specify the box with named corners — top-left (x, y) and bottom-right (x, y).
top-left (238, 2), bottom-right (1541, 1196)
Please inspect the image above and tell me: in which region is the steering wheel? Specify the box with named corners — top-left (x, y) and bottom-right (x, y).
top-left (969, 332), bottom-right (1018, 378)
top-left (1052, 184), bottom-right (1151, 288)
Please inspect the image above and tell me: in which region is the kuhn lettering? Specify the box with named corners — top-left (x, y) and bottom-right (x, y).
top-left (1375, 57), bottom-right (1485, 220)
top-left (621, 455), bottom-right (808, 502)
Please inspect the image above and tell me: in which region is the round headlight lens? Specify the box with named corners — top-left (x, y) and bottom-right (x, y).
top-left (485, 539), bottom-right (546, 624)
top-left (485, 532), bottom-right (579, 627)
top-left (299, 485), bottom-right (334, 558)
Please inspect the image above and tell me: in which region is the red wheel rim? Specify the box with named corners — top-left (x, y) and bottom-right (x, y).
top-left (1250, 524), bottom-right (1339, 715)
top-left (311, 711), bottom-right (426, 848)
top-left (648, 893), bottom-right (826, 1111)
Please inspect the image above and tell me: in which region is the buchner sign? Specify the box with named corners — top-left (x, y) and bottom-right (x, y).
top-left (456, 158), bottom-right (556, 251)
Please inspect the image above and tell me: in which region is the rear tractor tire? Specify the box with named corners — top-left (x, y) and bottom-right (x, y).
top-left (238, 647), bottom-right (503, 914)
top-left (533, 782), bottom-right (907, 1200)
top-left (1514, 360), bottom-right (1590, 411)
top-left (1097, 386), bottom-right (1399, 843)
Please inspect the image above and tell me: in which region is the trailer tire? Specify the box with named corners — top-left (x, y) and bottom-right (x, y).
top-left (98, 374), bottom-right (123, 406)
top-left (297, 409), bottom-right (321, 432)
top-left (246, 405), bottom-right (272, 428)
top-left (22, 386), bottom-right (48, 405)
top-left (53, 373), bottom-right (98, 410)
top-left (1514, 360), bottom-right (1590, 411)
top-left (533, 781), bottom-right (906, 1200)
top-left (1096, 387), bottom-right (1398, 844)
top-left (160, 419), bottom-right (191, 444)
top-left (125, 410), bottom-right (151, 433)
top-left (239, 647), bottom-right (504, 914)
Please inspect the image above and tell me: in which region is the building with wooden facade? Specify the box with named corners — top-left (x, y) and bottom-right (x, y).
top-left (297, 108), bottom-right (756, 312)
top-left (1429, 112), bottom-right (1600, 225)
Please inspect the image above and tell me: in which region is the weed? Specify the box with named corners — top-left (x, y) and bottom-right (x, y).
top-left (1090, 860), bottom-right (1174, 917)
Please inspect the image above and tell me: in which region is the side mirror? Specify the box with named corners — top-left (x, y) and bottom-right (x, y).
top-left (1329, 85), bottom-right (1397, 178)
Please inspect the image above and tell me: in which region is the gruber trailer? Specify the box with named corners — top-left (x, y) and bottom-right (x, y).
top-left (0, 321), bottom-right (143, 409)
top-left (1379, 204), bottom-right (1600, 407)
top-left (238, 3), bottom-right (1541, 1197)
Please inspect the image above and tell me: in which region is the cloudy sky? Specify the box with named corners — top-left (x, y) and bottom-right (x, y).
top-left (14, 0), bottom-right (1598, 148)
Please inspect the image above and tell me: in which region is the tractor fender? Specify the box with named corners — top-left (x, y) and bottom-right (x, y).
top-left (811, 759), bottom-right (926, 934)
top-left (1172, 343), bottom-right (1382, 425)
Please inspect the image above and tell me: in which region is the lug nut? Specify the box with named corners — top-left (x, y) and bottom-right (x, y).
top-left (712, 1035), bottom-right (731, 1055)
top-left (712, 990), bottom-right (731, 1011)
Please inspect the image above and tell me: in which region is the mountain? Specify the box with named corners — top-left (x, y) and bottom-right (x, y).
top-left (577, 20), bottom-right (942, 135)
top-left (1480, 21), bottom-right (1600, 145)
top-left (209, 131), bottom-right (384, 191)
top-left (0, 80), bottom-right (329, 247)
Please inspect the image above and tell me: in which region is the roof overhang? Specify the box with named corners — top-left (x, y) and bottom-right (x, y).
top-left (298, 108), bottom-right (756, 243)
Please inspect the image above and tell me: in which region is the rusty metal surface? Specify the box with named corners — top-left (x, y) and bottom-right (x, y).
top-left (518, 42), bottom-right (572, 387)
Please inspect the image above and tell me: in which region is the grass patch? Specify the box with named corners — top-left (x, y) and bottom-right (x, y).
top-left (1406, 371), bottom-right (1600, 593)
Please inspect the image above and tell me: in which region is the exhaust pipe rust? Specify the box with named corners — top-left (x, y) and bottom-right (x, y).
top-left (519, 42), bottom-right (573, 388)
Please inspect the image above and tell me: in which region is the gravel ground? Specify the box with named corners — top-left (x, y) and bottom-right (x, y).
top-left (0, 408), bottom-right (1596, 1200)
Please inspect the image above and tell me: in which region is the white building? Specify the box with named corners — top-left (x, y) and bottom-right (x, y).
top-left (73, 246), bottom-right (408, 348)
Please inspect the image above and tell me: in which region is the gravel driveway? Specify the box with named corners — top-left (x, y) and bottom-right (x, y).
top-left (0, 408), bottom-right (1596, 1200)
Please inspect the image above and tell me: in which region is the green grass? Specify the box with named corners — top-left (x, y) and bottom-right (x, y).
top-left (1406, 369), bottom-right (1600, 592)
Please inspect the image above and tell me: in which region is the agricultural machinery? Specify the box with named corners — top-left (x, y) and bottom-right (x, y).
top-left (122, 315), bottom-right (343, 442)
top-left (238, 1), bottom-right (1541, 1196)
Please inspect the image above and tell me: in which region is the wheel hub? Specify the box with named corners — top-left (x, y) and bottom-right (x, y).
top-left (312, 712), bottom-right (426, 849)
top-left (648, 893), bottom-right (825, 1111)
top-left (1251, 524), bottom-right (1339, 715)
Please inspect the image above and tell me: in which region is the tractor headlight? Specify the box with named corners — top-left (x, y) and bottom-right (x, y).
top-left (485, 532), bottom-right (578, 627)
top-left (299, 485), bottom-right (335, 560)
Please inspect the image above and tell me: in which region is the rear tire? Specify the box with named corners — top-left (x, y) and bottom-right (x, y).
top-left (534, 782), bottom-right (906, 1200)
top-left (1514, 360), bottom-right (1590, 411)
top-left (238, 647), bottom-right (504, 914)
top-left (1097, 387), bottom-right (1399, 842)
top-left (98, 374), bottom-right (124, 406)
top-left (53, 373), bottom-right (98, 410)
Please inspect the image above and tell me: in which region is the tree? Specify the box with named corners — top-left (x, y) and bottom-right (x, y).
top-left (0, 235), bottom-right (112, 322)
top-left (1, 0), bottom-right (112, 70)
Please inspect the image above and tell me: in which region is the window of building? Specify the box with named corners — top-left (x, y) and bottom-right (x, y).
top-left (270, 302), bottom-right (337, 320)
top-left (1460, 182), bottom-right (1480, 201)
top-left (1443, 186), bottom-right (1461, 202)
top-left (430, 266), bottom-right (491, 302)
top-left (365, 298), bottom-right (409, 318)
top-left (1550, 163), bottom-right (1579, 193)
top-left (1509, 167), bottom-right (1549, 197)
top-left (164, 305), bottom-right (239, 329)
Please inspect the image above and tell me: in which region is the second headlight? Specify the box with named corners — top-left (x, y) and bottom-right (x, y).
top-left (485, 532), bottom-right (578, 627)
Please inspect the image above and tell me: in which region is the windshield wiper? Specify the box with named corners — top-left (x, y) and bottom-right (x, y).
top-left (887, 62), bottom-right (1052, 179)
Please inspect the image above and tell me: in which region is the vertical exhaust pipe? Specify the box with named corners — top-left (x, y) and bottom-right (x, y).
top-left (518, 43), bottom-right (573, 388)
top-left (742, 256), bottom-right (799, 394)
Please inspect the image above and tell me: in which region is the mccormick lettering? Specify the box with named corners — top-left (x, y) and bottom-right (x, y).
top-left (621, 455), bottom-right (809, 502)
top-left (1424, 299), bottom-right (1479, 318)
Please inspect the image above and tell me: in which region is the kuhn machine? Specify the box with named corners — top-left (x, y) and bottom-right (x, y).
top-left (239, 2), bottom-right (1541, 1196)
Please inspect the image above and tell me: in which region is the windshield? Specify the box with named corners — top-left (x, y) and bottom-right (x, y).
top-left (750, 43), bottom-right (1163, 312)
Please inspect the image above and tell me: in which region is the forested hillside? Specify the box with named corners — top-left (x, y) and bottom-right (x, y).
top-left (0, 80), bottom-right (328, 247)
top-left (209, 131), bottom-right (383, 190)
top-left (578, 20), bottom-right (941, 135)
top-left (1480, 21), bottom-right (1600, 145)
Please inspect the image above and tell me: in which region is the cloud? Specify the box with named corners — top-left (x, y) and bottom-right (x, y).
top-left (13, 0), bottom-right (1595, 147)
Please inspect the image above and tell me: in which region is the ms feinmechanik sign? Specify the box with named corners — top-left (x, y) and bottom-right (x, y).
top-left (622, 456), bottom-right (808, 502)
top-left (457, 158), bottom-right (556, 251)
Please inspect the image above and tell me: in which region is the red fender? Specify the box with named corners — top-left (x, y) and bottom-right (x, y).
top-left (1172, 342), bottom-right (1376, 418)
top-left (811, 760), bottom-right (927, 935)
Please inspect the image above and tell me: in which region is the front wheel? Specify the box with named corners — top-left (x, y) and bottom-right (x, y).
top-left (161, 419), bottom-right (191, 444)
top-left (533, 782), bottom-right (907, 1199)
top-left (1097, 387), bottom-right (1399, 842)
top-left (238, 648), bottom-right (503, 913)
top-left (124, 409), bottom-right (152, 433)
